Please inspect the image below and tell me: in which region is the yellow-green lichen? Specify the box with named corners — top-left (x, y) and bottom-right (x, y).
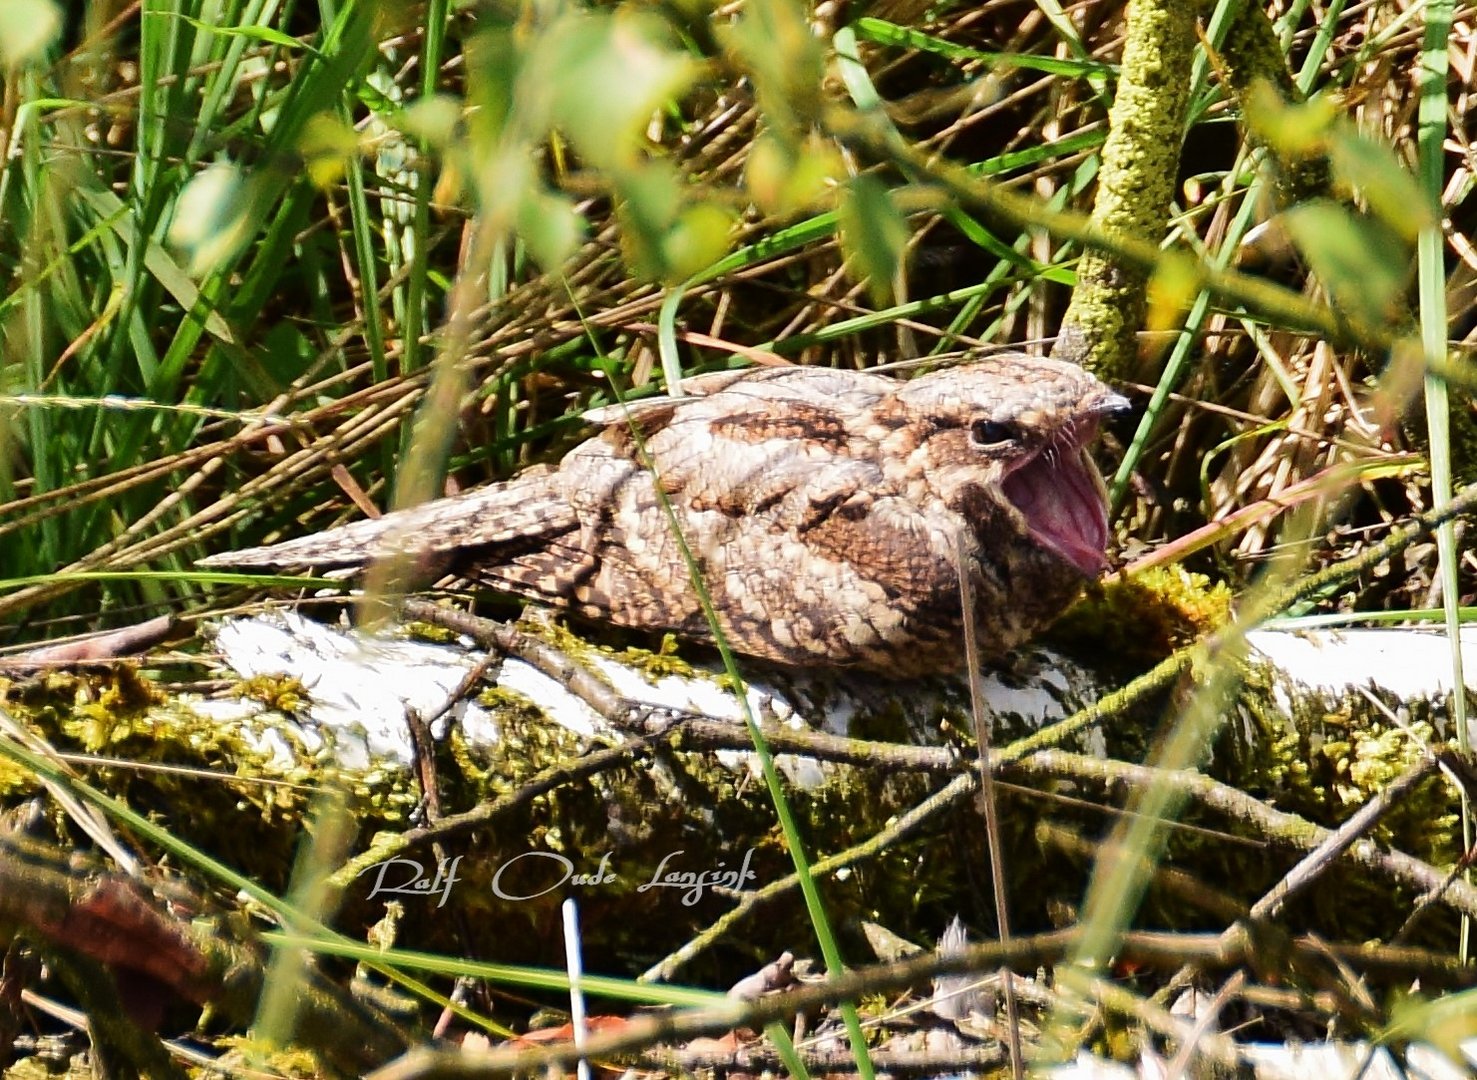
top-left (616, 632), bottom-right (699, 681)
top-left (231, 673), bottom-right (311, 715)
top-left (405, 619), bottom-right (460, 644)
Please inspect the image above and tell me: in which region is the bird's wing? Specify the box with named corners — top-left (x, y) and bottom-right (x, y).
top-left (581, 365), bottom-right (891, 429)
top-left (585, 368), bottom-right (892, 519)
top-left (580, 396), bottom-right (689, 428)
top-left (553, 447), bottom-right (966, 666)
top-left (788, 489), bottom-right (965, 602)
top-left (195, 370), bottom-right (853, 575)
top-left (464, 371), bottom-right (903, 625)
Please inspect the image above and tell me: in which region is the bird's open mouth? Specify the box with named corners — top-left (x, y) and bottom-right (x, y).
top-left (1000, 432), bottom-right (1110, 576)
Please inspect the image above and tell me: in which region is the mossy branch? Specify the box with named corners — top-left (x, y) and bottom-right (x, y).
top-left (1217, 3), bottom-right (1334, 205)
top-left (1053, 0), bottom-right (1201, 379)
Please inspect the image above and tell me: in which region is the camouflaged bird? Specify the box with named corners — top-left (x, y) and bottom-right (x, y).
top-left (199, 356), bottom-right (1128, 676)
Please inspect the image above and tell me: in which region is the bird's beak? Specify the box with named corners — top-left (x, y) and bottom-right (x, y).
top-left (1091, 391), bottom-right (1133, 417)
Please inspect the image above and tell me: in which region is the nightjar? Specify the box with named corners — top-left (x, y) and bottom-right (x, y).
top-left (200, 355), bottom-right (1129, 675)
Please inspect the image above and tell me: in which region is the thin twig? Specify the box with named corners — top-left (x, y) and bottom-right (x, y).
top-left (956, 531), bottom-right (1023, 1080)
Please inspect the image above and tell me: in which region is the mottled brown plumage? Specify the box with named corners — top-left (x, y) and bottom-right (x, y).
top-left (200, 356), bottom-right (1128, 675)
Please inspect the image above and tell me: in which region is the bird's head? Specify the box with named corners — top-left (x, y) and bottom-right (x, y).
top-left (876, 355), bottom-right (1129, 576)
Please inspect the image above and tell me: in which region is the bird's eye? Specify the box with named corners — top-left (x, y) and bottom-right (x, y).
top-left (969, 419), bottom-right (1019, 447)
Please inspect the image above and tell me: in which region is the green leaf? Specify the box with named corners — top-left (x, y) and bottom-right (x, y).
top-left (616, 162), bottom-right (684, 277)
top-left (517, 188), bottom-right (587, 271)
top-left (1385, 989), bottom-right (1477, 1067)
top-left (475, 149), bottom-right (535, 234)
top-left (399, 94), bottom-right (463, 147)
top-left (166, 162), bottom-right (255, 277)
top-left (746, 133), bottom-right (841, 216)
top-left (465, 26), bottom-right (523, 143)
top-left (1243, 79), bottom-right (1341, 158)
top-left (838, 175), bottom-right (909, 304)
top-left (720, 0), bottom-right (825, 134)
top-left (967, 127), bottom-right (1105, 175)
top-left (1329, 131), bottom-right (1437, 241)
top-left (0, 0), bottom-right (61, 67)
top-left (660, 202), bottom-right (734, 281)
top-left (852, 17), bottom-right (1113, 79)
top-left (539, 11), bottom-right (697, 170)
top-left (1280, 199), bottom-right (1410, 325)
top-left (168, 13), bottom-right (324, 58)
top-left (298, 113), bottom-right (361, 190)
top-left (260, 322), bottom-right (315, 385)
top-left (1145, 251), bottom-right (1200, 334)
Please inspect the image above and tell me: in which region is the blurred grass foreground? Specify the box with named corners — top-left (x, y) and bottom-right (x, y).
top-left (6, 0), bottom-right (1477, 1075)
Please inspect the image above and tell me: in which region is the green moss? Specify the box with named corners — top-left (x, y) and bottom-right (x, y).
top-left (1, 665), bottom-right (417, 885)
top-left (232, 673), bottom-right (311, 715)
top-left (9, 613), bottom-right (1459, 985)
top-left (1201, 659), bottom-right (1464, 943)
top-left (1230, 662), bottom-right (1458, 857)
top-left (522, 613), bottom-right (705, 688)
top-left (1050, 564), bottom-right (1233, 668)
top-left (464, 683), bottom-right (590, 794)
top-left (214, 1037), bottom-right (328, 1079)
top-left (405, 619), bottom-right (460, 644)
top-left (618, 632), bottom-right (699, 681)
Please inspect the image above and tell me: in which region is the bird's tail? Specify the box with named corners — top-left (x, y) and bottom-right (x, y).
top-left (197, 473), bottom-right (574, 573)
